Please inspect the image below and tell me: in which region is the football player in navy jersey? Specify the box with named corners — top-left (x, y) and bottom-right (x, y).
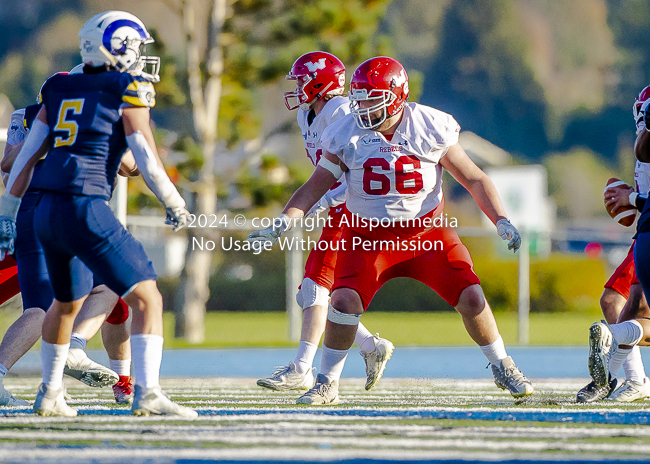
top-left (0, 11), bottom-right (195, 417)
top-left (0, 97), bottom-right (138, 406)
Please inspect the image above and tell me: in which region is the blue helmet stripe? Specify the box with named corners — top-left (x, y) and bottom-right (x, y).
top-left (102, 19), bottom-right (148, 53)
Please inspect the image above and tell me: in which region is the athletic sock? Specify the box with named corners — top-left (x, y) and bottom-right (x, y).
top-left (131, 334), bottom-right (163, 389)
top-left (479, 336), bottom-right (508, 365)
top-left (0, 363), bottom-right (8, 377)
top-left (319, 346), bottom-right (349, 382)
top-left (41, 341), bottom-right (69, 391)
top-left (294, 341), bottom-right (318, 375)
top-left (69, 333), bottom-right (87, 351)
top-left (608, 346), bottom-right (632, 378)
top-left (623, 345), bottom-right (647, 383)
top-left (609, 320), bottom-right (643, 346)
top-left (354, 323), bottom-right (376, 354)
top-left (109, 358), bottom-right (132, 377)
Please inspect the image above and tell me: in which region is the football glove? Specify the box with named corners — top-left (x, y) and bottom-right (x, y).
top-left (165, 206), bottom-right (191, 232)
top-left (0, 219), bottom-right (16, 261)
top-left (246, 214), bottom-right (294, 248)
top-left (0, 194), bottom-right (21, 261)
top-left (496, 218), bottom-right (521, 253)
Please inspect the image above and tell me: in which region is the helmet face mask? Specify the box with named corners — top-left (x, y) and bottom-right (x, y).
top-left (284, 74), bottom-right (316, 111)
top-left (283, 51), bottom-right (346, 111)
top-left (349, 88), bottom-right (397, 130)
top-left (79, 11), bottom-right (160, 82)
top-left (349, 57), bottom-right (409, 131)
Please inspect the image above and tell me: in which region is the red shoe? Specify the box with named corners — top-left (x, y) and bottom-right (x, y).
top-left (113, 375), bottom-right (134, 405)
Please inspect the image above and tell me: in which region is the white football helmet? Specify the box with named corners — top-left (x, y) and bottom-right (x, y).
top-left (78, 10), bottom-right (160, 82)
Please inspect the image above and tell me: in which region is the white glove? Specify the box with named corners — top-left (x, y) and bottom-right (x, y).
top-left (165, 206), bottom-right (191, 232)
top-left (0, 194), bottom-right (20, 261)
top-left (246, 214), bottom-right (294, 248)
top-left (305, 196), bottom-right (328, 219)
top-left (496, 219), bottom-right (521, 253)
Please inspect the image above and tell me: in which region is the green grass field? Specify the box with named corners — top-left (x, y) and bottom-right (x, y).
top-left (0, 308), bottom-right (602, 350)
top-left (160, 310), bottom-right (602, 348)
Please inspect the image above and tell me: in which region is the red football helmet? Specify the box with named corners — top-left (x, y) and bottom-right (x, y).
top-left (633, 85), bottom-right (650, 132)
top-left (349, 56), bottom-right (409, 130)
top-left (283, 51), bottom-right (346, 111)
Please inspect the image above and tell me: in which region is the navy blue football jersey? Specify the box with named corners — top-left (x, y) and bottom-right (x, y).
top-left (37, 69), bottom-right (155, 200)
top-left (637, 195), bottom-right (650, 235)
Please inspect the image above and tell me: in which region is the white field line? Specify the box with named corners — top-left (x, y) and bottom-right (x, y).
top-left (1, 428), bottom-right (650, 455)
top-left (0, 445), bottom-right (627, 463)
top-left (3, 421), bottom-right (650, 441)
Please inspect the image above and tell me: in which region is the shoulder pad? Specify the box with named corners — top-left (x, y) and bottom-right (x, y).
top-left (122, 76), bottom-right (156, 108)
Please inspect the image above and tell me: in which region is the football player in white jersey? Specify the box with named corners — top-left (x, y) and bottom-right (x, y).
top-left (249, 56), bottom-right (533, 404)
top-left (582, 86), bottom-right (650, 402)
top-left (257, 52), bottom-right (394, 393)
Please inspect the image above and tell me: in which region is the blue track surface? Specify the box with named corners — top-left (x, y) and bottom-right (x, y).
top-left (12, 346), bottom-right (600, 378)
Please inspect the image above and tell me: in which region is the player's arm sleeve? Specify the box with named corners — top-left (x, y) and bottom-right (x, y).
top-left (437, 115), bottom-right (461, 158)
top-left (126, 131), bottom-right (184, 209)
top-left (122, 77), bottom-right (156, 108)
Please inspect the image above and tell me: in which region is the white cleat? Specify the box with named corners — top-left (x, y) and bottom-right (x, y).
top-left (361, 334), bottom-right (394, 390)
top-left (257, 362), bottom-right (316, 392)
top-left (64, 348), bottom-right (119, 387)
top-left (491, 356), bottom-right (534, 398)
top-left (607, 378), bottom-right (650, 402)
top-left (588, 321), bottom-right (614, 387)
top-left (0, 380), bottom-right (29, 406)
top-left (131, 385), bottom-right (198, 417)
top-left (296, 373), bottom-right (339, 405)
top-left (33, 383), bottom-right (77, 417)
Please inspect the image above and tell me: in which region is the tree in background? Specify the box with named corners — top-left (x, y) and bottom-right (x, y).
top-left (168, 0), bottom-right (392, 342)
top-left (420, 0), bottom-right (549, 159)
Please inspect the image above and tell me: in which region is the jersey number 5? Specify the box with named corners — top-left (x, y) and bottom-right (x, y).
top-left (53, 99), bottom-right (85, 148)
top-left (362, 155), bottom-right (423, 195)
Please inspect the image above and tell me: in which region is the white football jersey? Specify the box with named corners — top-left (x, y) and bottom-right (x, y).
top-left (297, 95), bottom-right (349, 207)
top-left (320, 102), bottom-right (460, 219)
top-left (6, 109), bottom-right (27, 146)
top-left (635, 160), bottom-right (650, 196)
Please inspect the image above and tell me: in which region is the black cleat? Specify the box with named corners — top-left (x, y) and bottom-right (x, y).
top-left (576, 376), bottom-right (617, 403)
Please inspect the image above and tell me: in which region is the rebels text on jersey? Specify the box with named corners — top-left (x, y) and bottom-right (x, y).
top-left (320, 102), bottom-right (460, 219)
top-left (37, 69), bottom-right (155, 200)
top-left (297, 95), bottom-right (348, 207)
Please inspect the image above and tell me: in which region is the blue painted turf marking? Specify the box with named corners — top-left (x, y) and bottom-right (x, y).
top-left (0, 407), bottom-right (644, 425)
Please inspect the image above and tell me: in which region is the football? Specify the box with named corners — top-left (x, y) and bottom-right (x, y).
top-left (604, 178), bottom-right (637, 226)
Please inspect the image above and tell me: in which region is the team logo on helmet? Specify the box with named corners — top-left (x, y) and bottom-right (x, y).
top-left (284, 51), bottom-right (346, 111)
top-left (304, 59), bottom-right (327, 73)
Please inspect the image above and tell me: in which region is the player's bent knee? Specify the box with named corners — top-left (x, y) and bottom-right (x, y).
top-left (330, 288), bottom-right (363, 314)
top-left (327, 304), bottom-right (361, 326)
top-left (297, 278), bottom-right (330, 310)
top-left (456, 285), bottom-right (486, 315)
top-left (123, 280), bottom-right (163, 313)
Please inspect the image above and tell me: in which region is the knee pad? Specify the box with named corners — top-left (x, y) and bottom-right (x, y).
top-left (106, 298), bottom-right (130, 325)
top-left (327, 303), bottom-right (361, 325)
top-left (297, 278), bottom-right (330, 309)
